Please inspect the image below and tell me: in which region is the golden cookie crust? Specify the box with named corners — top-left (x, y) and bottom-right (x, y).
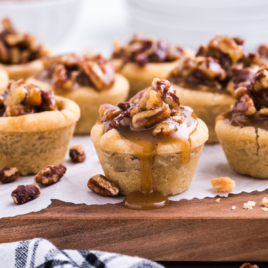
top-left (0, 96), bottom-right (80, 175)
top-left (0, 59), bottom-right (44, 80)
top-left (27, 73), bottom-right (129, 134)
top-left (91, 118), bottom-right (208, 196)
top-left (215, 119), bottom-right (268, 179)
top-left (174, 85), bottom-right (235, 143)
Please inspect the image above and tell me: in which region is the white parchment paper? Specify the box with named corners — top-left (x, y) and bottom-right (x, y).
top-left (1, 136), bottom-right (268, 219)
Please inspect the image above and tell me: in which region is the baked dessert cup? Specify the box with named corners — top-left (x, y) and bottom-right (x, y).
top-left (215, 69), bottom-right (268, 179)
top-left (110, 34), bottom-right (194, 98)
top-left (28, 54), bottom-right (129, 134)
top-left (0, 80), bottom-right (80, 175)
top-left (169, 36), bottom-right (259, 144)
top-left (91, 78), bottom-right (208, 199)
top-left (0, 66), bottom-right (9, 93)
top-left (174, 84), bottom-right (234, 143)
top-left (0, 18), bottom-right (49, 80)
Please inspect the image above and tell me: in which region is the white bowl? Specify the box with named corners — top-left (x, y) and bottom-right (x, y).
top-left (0, 0), bottom-right (82, 46)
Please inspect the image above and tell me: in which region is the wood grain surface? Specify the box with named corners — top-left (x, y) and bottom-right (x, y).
top-left (0, 189), bottom-right (268, 261)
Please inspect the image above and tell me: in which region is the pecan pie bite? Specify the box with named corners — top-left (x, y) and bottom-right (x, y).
top-left (110, 34), bottom-right (194, 98)
top-left (169, 36), bottom-right (260, 143)
top-left (0, 80), bottom-right (80, 175)
top-left (215, 69), bottom-right (268, 179)
top-left (28, 54), bottom-right (129, 134)
top-left (0, 18), bottom-right (50, 80)
top-left (91, 78), bottom-right (208, 209)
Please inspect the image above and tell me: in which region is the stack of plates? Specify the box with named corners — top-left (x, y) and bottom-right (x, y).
top-left (127, 0), bottom-right (268, 50)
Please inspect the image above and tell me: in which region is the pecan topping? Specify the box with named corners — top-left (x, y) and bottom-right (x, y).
top-left (169, 56), bottom-right (227, 91)
top-left (37, 54), bottom-right (115, 92)
top-left (98, 78), bottom-right (197, 136)
top-left (196, 36), bottom-right (244, 69)
top-left (69, 144), bottom-right (86, 163)
top-left (226, 64), bottom-right (257, 95)
top-left (111, 34), bottom-right (185, 67)
top-left (0, 18), bottom-right (48, 65)
top-left (0, 79), bottom-right (57, 117)
top-left (11, 184), bottom-right (41, 205)
top-left (87, 174), bottom-right (119, 197)
top-left (229, 68), bottom-right (268, 127)
top-left (0, 167), bottom-right (19, 183)
top-left (34, 164), bottom-right (66, 185)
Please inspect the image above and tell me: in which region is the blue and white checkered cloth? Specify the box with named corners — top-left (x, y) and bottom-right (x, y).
top-left (0, 238), bottom-right (163, 268)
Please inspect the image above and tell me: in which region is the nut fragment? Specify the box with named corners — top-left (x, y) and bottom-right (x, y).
top-left (132, 104), bottom-right (171, 129)
top-left (3, 86), bottom-right (28, 106)
top-left (34, 164), bottom-right (66, 185)
top-left (69, 144), bottom-right (86, 163)
top-left (11, 184), bottom-right (41, 205)
top-left (211, 177), bottom-right (235, 192)
top-left (26, 87), bottom-right (42, 106)
top-left (0, 167), bottom-right (19, 183)
top-left (152, 122), bottom-right (177, 136)
top-left (87, 174), bottom-right (119, 197)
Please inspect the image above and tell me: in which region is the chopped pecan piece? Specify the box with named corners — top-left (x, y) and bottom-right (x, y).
top-left (0, 167), bottom-right (19, 183)
top-left (235, 93), bottom-right (256, 115)
top-left (26, 87), bottom-right (42, 106)
top-left (34, 164), bottom-right (66, 185)
top-left (132, 104), bottom-right (171, 129)
top-left (11, 184), bottom-right (41, 205)
top-left (3, 86), bottom-right (28, 106)
top-left (5, 105), bottom-right (35, 117)
top-left (87, 174), bottom-right (119, 197)
top-left (152, 122), bottom-right (177, 136)
top-left (69, 144), bottom-right (86, 163)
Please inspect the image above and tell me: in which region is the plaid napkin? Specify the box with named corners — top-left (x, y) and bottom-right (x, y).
top-left (0, 238), bottom-right (163, 268)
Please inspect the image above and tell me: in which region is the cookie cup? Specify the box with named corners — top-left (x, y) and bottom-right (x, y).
top-left (0, 96), bottom-right (80, 175)
top-left (215, 119), bottom-right (268, 179)
top-left (174, 85), bottom-right (235, 144)
top-left (0, 59), bottom-right (45, 81)
top-left (0, 66), bottom-right (9, 93)
top-left (27, 74), bottom-right (129, 134)
top-left (91, 119), bottom-right (208, 196)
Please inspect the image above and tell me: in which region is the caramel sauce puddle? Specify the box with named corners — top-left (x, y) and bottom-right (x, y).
top-left (114, 107), bottom-right (197, 210)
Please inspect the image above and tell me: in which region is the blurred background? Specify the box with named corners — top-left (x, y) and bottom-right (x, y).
top-left (0, 0), bottom-right (267, 55)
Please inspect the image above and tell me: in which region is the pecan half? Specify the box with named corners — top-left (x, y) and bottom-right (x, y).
top-left (34, 164), bottom-right (66, 185)
top-left (69, 144), bottom-right (86, 163)
top-left (0, 167), bottom-right (19, 183)
top-left (87, 174), bottom-right (119, 197)
top-left (152, 122), bottom-right (177, 136)
top-left (11, 184), bottom-right (41, 205)
top-left (132, 104), bottom-right (171, 129)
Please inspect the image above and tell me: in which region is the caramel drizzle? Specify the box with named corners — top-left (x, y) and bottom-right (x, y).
top-left (116, 106), bottom-right (197, 210)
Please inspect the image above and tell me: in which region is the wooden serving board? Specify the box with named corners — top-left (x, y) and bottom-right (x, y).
top-left (0, 189), bottom-right (268, 261)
